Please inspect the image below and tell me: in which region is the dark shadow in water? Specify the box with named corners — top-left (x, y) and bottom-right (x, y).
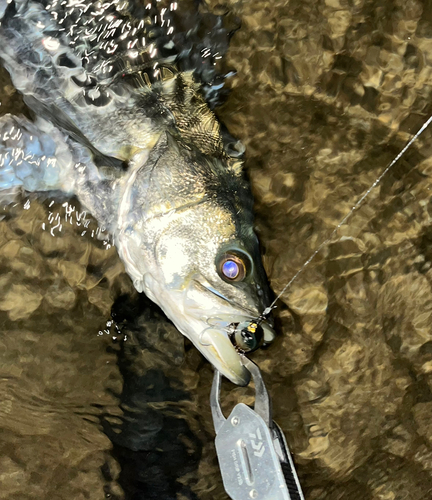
top-left (101, 294), bottom-right (201, 500)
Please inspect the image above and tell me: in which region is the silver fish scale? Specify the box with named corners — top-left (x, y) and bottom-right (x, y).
top-left (43, 0), bottom-right (173, 84)
top-left (0, 0), bottom-right (239, 162)
top-left (0, 0), bottom-right (165, 161)
top-left (7, 0), bottom-right (235, 99)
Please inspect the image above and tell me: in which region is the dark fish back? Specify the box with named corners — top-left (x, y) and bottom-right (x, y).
top-left (0, 0), bottom-right (239, 163)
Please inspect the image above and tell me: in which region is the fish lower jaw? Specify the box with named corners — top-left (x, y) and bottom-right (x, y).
top-left (198, 328), bottom-right (250, 386)
top-left (144, 290), bottom-right (251, 385)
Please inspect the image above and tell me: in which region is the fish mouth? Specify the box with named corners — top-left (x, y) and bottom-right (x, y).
top-left (198, 315), bottom-right (275, 385)
top-left (200, 327), bottom-right (251, 385)
top-left (178, 278), bottom-right (276, 385)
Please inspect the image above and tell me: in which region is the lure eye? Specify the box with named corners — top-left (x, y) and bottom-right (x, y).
top-left (229, 321), bottom-right (264, 353)
top-left (218, 254), bottom-right (247, 282)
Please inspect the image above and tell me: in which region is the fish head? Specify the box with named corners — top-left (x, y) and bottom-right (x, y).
top-left (118, 134), bottom-right (275, 385)
top-left (151, 210), bottom-right (275, 386)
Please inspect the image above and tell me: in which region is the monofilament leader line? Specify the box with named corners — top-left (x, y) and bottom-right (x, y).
top-left (257, 114), bottom-right (432, 323)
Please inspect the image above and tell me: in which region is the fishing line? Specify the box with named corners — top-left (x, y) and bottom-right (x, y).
top-left (257, 113), bottom-right (432, 322)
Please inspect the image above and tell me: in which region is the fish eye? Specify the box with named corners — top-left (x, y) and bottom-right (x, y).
top-left (217, 253), bottom-right (248, 282)
top-left (222, 259), bottom-right (240, 279)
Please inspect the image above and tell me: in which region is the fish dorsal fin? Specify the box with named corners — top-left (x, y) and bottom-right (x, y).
top-left (158, 72), bottom-right (224, 157)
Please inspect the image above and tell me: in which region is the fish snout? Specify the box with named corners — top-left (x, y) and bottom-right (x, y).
top-left (198, 316), bottom-right (275, 385)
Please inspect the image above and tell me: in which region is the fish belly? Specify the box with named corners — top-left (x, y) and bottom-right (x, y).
top-left (0, 114), bottom-right (76, 196)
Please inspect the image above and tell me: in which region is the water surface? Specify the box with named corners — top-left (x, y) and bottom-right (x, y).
top-left (2, 0), bottom-right (432, 498)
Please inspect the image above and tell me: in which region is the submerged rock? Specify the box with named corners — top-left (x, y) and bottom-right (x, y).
top-left (44, 282), bottom-right (76, 310)
top-left (0, 284), bottom-right (42, 320)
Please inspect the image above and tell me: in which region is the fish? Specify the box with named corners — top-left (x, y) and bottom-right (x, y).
top-left (0, 0), bottom-right (275, 385)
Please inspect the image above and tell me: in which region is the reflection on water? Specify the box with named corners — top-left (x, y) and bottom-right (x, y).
top-left (2, 0), bottom-right (432, 498)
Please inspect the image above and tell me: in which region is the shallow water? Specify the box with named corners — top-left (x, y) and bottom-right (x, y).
top-left (2, 0), bottom-right (432, 499)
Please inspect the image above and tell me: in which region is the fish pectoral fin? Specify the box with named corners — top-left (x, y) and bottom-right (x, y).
top-left (24, 96), bottom-right (128, 172)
